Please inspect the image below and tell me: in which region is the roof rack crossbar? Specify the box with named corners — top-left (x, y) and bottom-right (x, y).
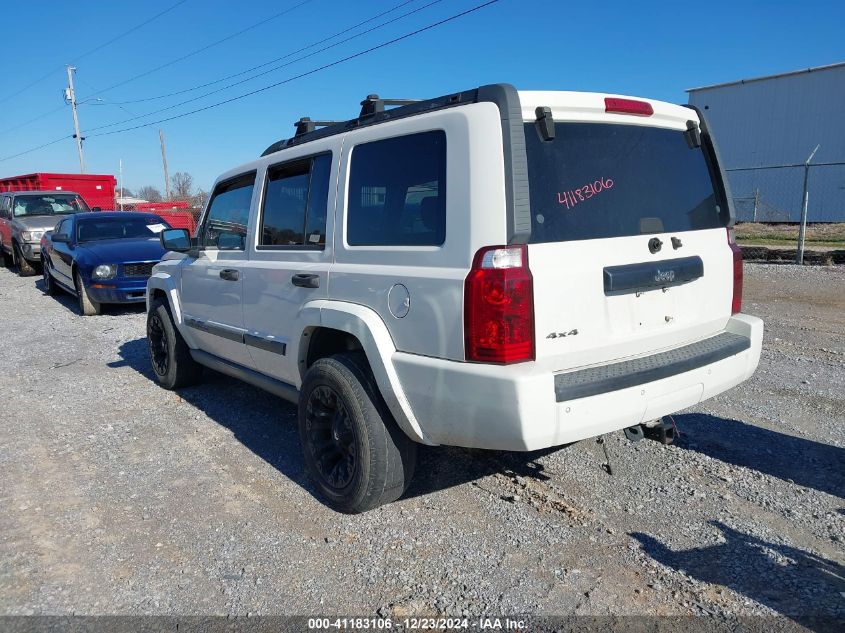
top-left (359, 94), bottom-right (421, 117)
top-left (261, 87), bottom-right (478, 156)
top-left (294, 117), bottom-right (345, 137)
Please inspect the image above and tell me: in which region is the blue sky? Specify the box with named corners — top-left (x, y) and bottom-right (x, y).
top-left (1, 0), bottom-right (843, 196)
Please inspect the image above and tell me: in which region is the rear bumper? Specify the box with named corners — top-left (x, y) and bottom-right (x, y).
top-left (86, 279), bottom-right (148, 304)
top-left (392, 314), bottom-right (763, 451)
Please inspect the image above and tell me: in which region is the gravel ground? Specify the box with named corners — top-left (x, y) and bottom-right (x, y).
top-left (0, 263), bottom-right (842, 623)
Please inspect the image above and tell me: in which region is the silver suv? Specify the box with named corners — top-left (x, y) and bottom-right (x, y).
top-left (147, 84), bottom-right (763, 513)
top-left (0, 190), bottom-right (90, 275)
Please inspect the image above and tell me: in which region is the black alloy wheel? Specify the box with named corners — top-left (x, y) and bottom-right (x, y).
top-left (304, 385), bottom-right (358, 492)
top-left (148, 311), bottom-right (170, 378)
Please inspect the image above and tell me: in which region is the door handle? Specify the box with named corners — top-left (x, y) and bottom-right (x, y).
top-left (219, 269), bottom-right (240, 281)
top-left (291, 273), bottom-right (320, 288)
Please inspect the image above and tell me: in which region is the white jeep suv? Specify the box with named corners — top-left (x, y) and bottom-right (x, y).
top-left (146, 84), bottom-right (763, 513)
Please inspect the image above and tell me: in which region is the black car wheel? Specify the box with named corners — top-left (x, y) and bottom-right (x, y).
top-left (299, 352), bottom-right (417, 513)
top-left (41, 257), bottom-right (58, 296)
top-left (147, 298), bottom-right (202, 389)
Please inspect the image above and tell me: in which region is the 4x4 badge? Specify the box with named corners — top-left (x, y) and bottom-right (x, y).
top-left (546, 329), bottom-right (579, 339)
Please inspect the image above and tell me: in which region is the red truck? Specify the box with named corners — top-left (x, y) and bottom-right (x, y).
top-left (1, 173), bottom-right (197, 234)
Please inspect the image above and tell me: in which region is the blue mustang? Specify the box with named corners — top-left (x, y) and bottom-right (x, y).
top-left (40, 211), bottom-right (171, 315)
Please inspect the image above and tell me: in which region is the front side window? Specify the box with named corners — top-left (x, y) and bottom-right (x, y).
top-left (259, 153), bottom-right (332, 248)
top-left (347, 130), bottom-right (446, 247)
top-left (202, 174), bottom-right (255, 250)
top-left (57, 218), bottom-right (71, 236)
top-left (13, 194), bottom-right (90, 217)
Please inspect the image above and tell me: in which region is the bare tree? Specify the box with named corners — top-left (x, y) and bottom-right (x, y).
top-left (170, 172), bottom-right (194, 200)
top-left (191, 188), bottom-right (210, 209)
top-left (137, 186), bottom-right (163, 202)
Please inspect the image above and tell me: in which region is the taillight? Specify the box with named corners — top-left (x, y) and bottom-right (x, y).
top-left (604, 97), bottom-right (654, 117)
top-left (727, 228), bottom-right (743, 314)
top-left (464, 245), bottom-right (535, 364)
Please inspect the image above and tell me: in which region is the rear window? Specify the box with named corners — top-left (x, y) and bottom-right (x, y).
top-left (523, 122), bottom-right (727, 243)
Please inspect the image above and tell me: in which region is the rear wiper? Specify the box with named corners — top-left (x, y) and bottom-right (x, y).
top-left (535, 106), bottom-right (555, 142)
top-left (684, 120), bottom-right (702, 149)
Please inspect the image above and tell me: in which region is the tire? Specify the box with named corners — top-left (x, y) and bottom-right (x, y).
top-left (14, 243), bottom-right (36, 277)
top-left (1, 246), bottom-right (12, 268)
top-left (298, 352), bottom-right (417, 513)
top-left (74, 269), bottom-right (101, 316)
top-left (146, 297), bottom-right (202, 389)
top-left (41, 257), bottom-right (58, 296)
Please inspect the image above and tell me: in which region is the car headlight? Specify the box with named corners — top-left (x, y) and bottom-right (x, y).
top-left (92, 264), bottom-right (118, 279)
top-left (21, 230), bottom-right (43, 242)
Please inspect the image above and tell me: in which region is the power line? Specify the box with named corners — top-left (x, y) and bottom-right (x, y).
top-left (0, 136), bottom-right (72, 163)
top-left (75, 76), bottom-right (138, 118)
top-left (0, 0), bottom-right (412, 139)
top-left (0, 1), bottom-right (499, 162)
top-left (78, 0), bottom-right (314, 100)
top-left (83, 0), bottom-right (446, 134)
top-left (0, 105), bottom-right (65, 136)
top-left (87, 1), bottom-right (500, 139)
top-left (0, 0), bottom-right (190, 107)
top-left (106, 0), bottom-right (420, 105)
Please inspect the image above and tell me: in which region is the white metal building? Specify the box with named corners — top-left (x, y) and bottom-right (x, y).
top-left (687, 62), bottom-right (845, 222)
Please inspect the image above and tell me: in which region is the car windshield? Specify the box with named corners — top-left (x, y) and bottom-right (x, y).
top-left (13, 194), bottom-right (90, 217)
top-left (76, 216), bottom-right (169, 242)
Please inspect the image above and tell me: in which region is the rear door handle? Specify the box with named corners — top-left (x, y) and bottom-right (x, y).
top-left (219, 269), bottom-right (239, 281)
top-left (291, 273), bottom-right (320, 288)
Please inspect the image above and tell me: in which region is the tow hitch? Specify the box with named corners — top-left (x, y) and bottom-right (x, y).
top-left (625, 418), bottom-right (676, 445)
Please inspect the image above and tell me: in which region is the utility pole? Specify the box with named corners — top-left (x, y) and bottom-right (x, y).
top-left (119, 159), bottom-right (124, 211)
top-left (796, 144), bottom-right (820, 265)
top-left (159, 129), bottom-right (171, 200)
top-left (65, 65), bottom-right (85, 173)
top-left (752, 188), bottom-right (760, 223)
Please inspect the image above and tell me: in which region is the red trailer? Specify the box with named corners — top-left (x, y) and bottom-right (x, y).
top-left (133, 201), bottom-right (190, 212)
top-left (122, 201), bottom-right (197, 234)
top-left (0, 173), bottom-right (116, 210)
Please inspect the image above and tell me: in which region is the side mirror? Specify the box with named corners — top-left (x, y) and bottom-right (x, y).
top-left (160, 227), bottom-right (191, 252)
top-left (92, 206), bottom-right (102, 212)
top-left (52, 233), bottom-right (70, 243)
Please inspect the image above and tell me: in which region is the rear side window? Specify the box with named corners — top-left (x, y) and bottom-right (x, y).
top-left (347, 130), bottom-right (446, 247)
top-left (524, 123), bottom-right (727, 243)
top-left (202, 173), bottom-right (255, 250)
top-left (259, 153), bottom-right (332, 248)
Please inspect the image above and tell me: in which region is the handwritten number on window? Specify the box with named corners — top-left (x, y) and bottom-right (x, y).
top-left (557, 177), bottom-right (614, 210)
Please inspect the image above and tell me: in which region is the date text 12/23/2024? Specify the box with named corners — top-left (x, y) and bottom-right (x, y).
top-left (307, 617), bottom-right (526, 630)
top-left (557, 177), bottom-right (614, 210)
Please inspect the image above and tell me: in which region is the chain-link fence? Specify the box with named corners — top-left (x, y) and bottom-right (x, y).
top-left (727, 162), bottom-right (845, 223)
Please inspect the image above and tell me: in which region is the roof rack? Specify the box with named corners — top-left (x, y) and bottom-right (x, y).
top-left (359, 94), bottom-right (421, 117)
top-left (294, 117), bottom-right (345, 136)
top-left (262, 89), bottom-right (472, 157)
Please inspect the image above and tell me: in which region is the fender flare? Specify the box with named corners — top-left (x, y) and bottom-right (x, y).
top-left (147, 269), bottom-right (200, 349)
top-left (299, 300), bottom-right (436, 446)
